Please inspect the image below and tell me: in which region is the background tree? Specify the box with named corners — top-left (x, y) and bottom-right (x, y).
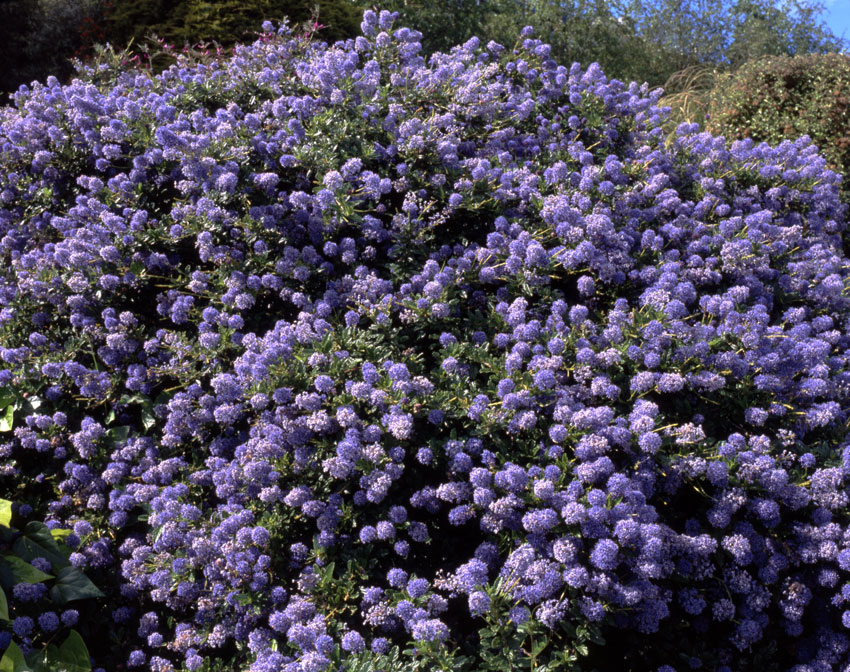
top-left (104, 0), bottom-right (364, 53)
top-left (724, 0), bottom-right (845, 67)
top-left (374, 0), bottom-right (491, 55)
top-left (0, 0), bottom-right (106, 98)
top-left (385, 0), bottom-right (846, 87)
top-left (616, 0), bottom-right (844, 81)
top-left (480, 0), bottom-right (670, 87)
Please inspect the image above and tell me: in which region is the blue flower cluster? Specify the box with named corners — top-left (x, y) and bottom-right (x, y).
top-left (0, 8), bottom-right (849, 671)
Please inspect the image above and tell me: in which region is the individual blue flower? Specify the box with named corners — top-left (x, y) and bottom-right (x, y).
top-left (407, 578), bottom-right (430, 598)
top-left (13, 616), bottom-right (34, 638)
top-left (314, 375), bottom-right (334, 393)
top-left (388, 363), bottom-right (410, 382)
top-left (341, 630), bottom-right (366, 653)
top-left (509, 606), bottom-right (530, 625)
top-left (533, 369), bottom-right (556, 390)
top-left (455, 558), bottom-right (488, 592)
top-left (371, 637), bottom-right (390, 654)
top-left (411, 618), bottom-right (449, 642)
top-left (38, 611), bottom-right (60, 632)
top-left (416, 447), bottom-right (433, 464)
top-left (61, 610), bottom-right (79, 627)
top-left (387, 568), bottom-right (408, 588)
top-left (590, 538), bottom-right (619, 571)
top-left (468, 590), bottom-right (491, 616)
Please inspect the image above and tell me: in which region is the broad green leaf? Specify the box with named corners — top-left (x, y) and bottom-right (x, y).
top-left (0, 642), bottom-right (31, 672)
top-left (49, 529), bottom-right (73, 544)
top-left (0, 406), bottom-right (13, 432)
top-left (16, 396), bottom-right (42, 414)
top-left (103, 408), bottom-right (116, 426)
top-left (24, 649), bottom-right (48, 672)
top-left (0, 586), bottom-right (7, 620)
top-left (48, 566), bottom-right (104, 605)
top-left (0, 555), bottom-right (53, 584)
top-left (42, 630), bottom-right (91, 672)
top-left (0, 500), bottom-right (11, 528)
top-left (12, 522), bottom-right (70, 570)
top-left (141, 404), bottom-right (156, 431)
top-left (106, 426), bottom-right (130, 444)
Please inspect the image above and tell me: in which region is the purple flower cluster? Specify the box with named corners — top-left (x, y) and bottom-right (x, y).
top-left (0, 8), bottom-right (849, 672)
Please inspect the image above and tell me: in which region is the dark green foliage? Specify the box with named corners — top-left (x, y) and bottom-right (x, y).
top-left (381, 0), bottom-right (672, 85)
top-left (0, 1), bottom-right (37, 94)
top-left (483, 0), bottom-right (668, 88)
top-left (375, 0), bottom-right (491, 56)
top-left (0, 0), bottom-right (105, 99)
top-left (0, 501), bottom-right (100, 672)
top-left (104, 0), bottom-right (363, 51)
top-left (707, 53), bottom-right (850, 195)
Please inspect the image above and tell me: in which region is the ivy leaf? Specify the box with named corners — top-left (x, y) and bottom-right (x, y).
top-left (141, 403), bottom-right (156, 431)
top-left (13, 396), bottom-right (42, 418)
top-left (0, 585), bottom-right (8, 620)
top-left (50, 529), bottom-right (73, 544)
top-left (23, 649), bottom-right (49, 672)
top-left (0, 405), bottom-right (13, 432)
top-left (12, 522), bottom-right (70, 570)
top-left (0, 554), bottom-right (53, 584)
top-left (43, 630), bottom-right (91, 672)
top-left (49, 566), bottom-right (104, 605)
top-left (103, 408), bottom-right (116, 426)
top-left (0, 499), bottom-right (12, 528)
top-left (106, 426), bottom-right (130, 445)
top-left (0, 642), bottom-right (31, 672)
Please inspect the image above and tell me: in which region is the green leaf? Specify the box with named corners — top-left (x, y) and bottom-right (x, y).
top-left (0, 585), bottom-right (7, 620)
top-left (0, 642), bottom-right (31, 672)
top-left (0, 555), bottom-right (53, 584)
top-left (20, 396), bottom-right (42, 413)
top-left (106, 426), bottom-right (130, 444)
top-left (47, 630), bottom-right (91, 672)
top-left (49, 529), bottom-right (73, 544)
top-left (0, 405), bottom-right (13, 432)
top-left (24, 648), bottom-right (49, 672)
top-left (12, 522), bottom-right (70, 570)
top-left (49, 566), bottom-right (104, 605)
top-left (0, 499), bottom-right (12, 528)
top-left (531, 638), bottom-right (548, 656)
top-left (141, 404), bottom-right (156, 431)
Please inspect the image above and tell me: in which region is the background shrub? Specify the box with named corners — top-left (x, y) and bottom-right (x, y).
top-left (707, 53), bottom-right (850, 198)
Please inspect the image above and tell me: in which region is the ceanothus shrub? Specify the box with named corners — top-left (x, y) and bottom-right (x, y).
top-left (0, 9), bottom-right (849, 672)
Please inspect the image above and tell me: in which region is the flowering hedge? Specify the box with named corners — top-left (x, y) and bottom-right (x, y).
top-left (1, 9), bottom-right (850, 672)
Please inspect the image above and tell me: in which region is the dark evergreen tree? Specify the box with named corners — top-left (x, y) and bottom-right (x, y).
top-left (104, 0), bottom-right (363, 51)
